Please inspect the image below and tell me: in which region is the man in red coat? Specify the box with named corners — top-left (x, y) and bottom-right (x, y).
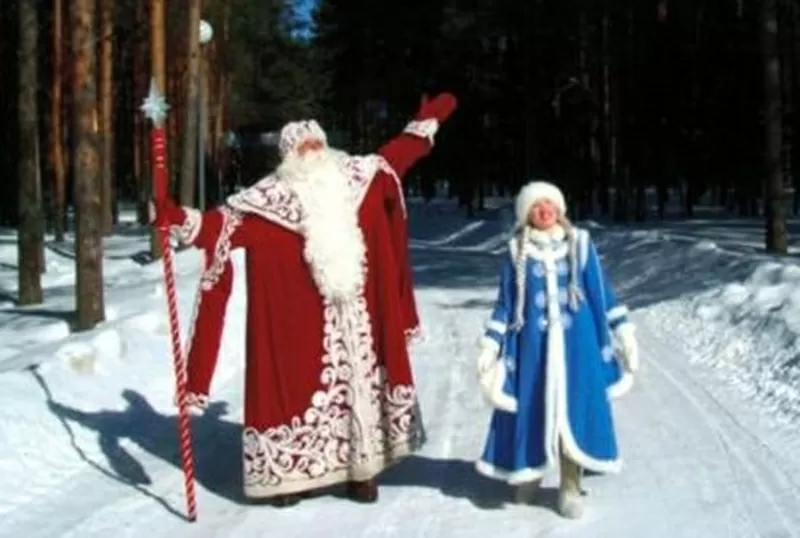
top-left (152, 93), bottom-right (458, 506)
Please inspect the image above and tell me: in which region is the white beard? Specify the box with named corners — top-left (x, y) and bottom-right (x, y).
top-left (277, 148), bottom-right (367, 303)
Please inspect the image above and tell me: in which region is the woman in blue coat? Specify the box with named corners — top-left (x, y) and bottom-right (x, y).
top-left (475, 180), bottom-right (639, 519)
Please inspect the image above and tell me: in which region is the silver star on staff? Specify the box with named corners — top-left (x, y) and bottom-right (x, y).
top-left (140, 78), bottom-right (170, 127)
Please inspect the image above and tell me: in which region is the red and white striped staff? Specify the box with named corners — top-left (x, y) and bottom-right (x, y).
top-left (141, 79), bottom-right (198, 522)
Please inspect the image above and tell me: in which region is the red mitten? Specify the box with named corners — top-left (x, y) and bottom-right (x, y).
top-left (415, 92), bottom-right (458, 123)
top-left (150, 197), bottom-right (186, 229)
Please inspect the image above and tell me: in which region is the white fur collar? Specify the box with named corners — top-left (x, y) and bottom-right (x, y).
top-left (527, 225), bottom-right (566, 246)
top-left (508, 228), bottom-right (570, 262)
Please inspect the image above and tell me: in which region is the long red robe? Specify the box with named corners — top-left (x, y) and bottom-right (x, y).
top-left (169, 121), bottom-right (440, 498)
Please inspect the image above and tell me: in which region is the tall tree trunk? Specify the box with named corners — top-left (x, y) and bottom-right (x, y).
top-left (50, 0), bottom-right (67, 242)
top-left (762, 0), bottom-right (788, 252)
top-left (72, 0), bottom-right (105, 329)
top-left (134, 0), bottom-right (149, 225)
top-left (180, 0), bottom-right (202, 207)
top-left (791, 0), bottom-right (800, 214)
top-left (149, 0), bottom-right (167, 259)
top-left (598, 2), bottom-right (613, 216)
top-left (213, 1), bottom-right (230, 203)
top-left (18, 0), bottom-right (44, 306)
top-left (99, 0), bottom-right (115, 234)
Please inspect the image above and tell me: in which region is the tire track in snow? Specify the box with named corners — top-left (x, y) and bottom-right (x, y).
top-left (357, 287), bottom-right (471, 537)
top-left (635, 317), bottom-right (800, 538)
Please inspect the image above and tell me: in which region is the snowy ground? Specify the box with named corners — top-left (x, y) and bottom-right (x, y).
top-left (2, 199), bottom-right (800, 537)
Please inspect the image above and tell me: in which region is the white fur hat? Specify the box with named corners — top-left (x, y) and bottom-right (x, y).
top-left (279, 119), bottom-right (328, 157)
top-left (514, 180), bottom-right (566, 227)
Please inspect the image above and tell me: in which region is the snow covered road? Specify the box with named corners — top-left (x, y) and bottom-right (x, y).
top-left (2, 202), bottom-right (800, 537)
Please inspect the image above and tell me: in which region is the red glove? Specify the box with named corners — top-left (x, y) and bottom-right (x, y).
top-left (149, 197), bottom-right (186, 229)
top-left (415, 92), bottom-right (458, 123)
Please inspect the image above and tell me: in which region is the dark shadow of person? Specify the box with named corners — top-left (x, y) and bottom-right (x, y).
top-left (32, 367), bottom-right (246, 518)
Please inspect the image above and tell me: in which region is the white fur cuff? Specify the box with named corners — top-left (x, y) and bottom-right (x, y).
top-left (614, 323), bottom-right (638, 373)
top-left (403, 119), bottom-right (439, 145)
top-left (478, 336), bottom-right (501, 354)
top-left (478, 358), bottom-right (518, 414)
top-left (608, 371), bottom-right (634, 399)
top-left (171, 207), bottom-right (202, 245)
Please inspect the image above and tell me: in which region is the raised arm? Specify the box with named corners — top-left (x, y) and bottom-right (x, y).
top-left (378, 92), bottom-right (458, 179)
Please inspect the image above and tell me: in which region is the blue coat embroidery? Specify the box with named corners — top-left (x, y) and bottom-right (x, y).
top-left (476, 228), bottom-right (632, 484)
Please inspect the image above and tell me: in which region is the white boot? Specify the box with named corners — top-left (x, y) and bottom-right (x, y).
top-left (558, 453), bottom-right (584, 519)
top-left (514, 479), bottom-right (542, 505)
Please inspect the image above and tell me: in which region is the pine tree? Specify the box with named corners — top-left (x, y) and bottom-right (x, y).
top-left (17, 0), bottom-right (44, 306)
top-left (72, 0), bottom-right (105, 330)
top-left (763, 0), bottom-right (789, 252)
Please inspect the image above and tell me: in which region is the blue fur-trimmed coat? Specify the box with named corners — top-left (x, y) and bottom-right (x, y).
top-left (475, 227), bottom-right (633, 485)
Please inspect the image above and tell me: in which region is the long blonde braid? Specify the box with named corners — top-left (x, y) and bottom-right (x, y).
top-left (558, 215), bottom-right (584, 311)
top-left (511, 225), bottom-right (530, 331)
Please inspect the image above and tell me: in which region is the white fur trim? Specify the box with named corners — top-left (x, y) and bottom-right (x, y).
top-left (528, 225), bottom-right (566, 244)
top-left (171, 207), bottom-right (203, 245)
top-left (508, 235), bottom-right (569, 263)
top-left (476, 337), bottom-right (517, 412)
top-left (607, 305), bottom-right (629, 323)
top-left (608, 371), bottom-right (634, 399)
top-left (403, 119), bottom-right (439, 145)
top-left (479, 336), bottom-right (500, 354)
top-left (478, 357), bottom-right (518, 413)
top-left (515, 181), bottom-right (567, 228)
top-left (614, 322), bottom-right (639, 373)
top-left (486, 319), bottom-right (507, 335)
top-left (475, 459), bottom-right (547, 485)
top-left (542, 255), bottom-right (622, 474)
top-left (578, 230), bottom-right (590, 270)
top-left (476, 341), bottom-right (497, 376)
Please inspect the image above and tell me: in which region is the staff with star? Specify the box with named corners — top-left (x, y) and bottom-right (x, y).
top-left (141, 78), bottom-right (199, 522)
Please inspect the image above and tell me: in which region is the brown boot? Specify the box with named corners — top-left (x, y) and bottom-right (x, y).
top-left (346, 479), bottom-right (379, 503)
top-left (272, 489), bottom-right (318, 508)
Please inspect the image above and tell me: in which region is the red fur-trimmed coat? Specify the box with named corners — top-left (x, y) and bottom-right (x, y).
top-left (163, 102), bottom-right (456, 499)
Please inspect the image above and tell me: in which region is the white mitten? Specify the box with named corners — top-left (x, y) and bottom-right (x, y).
top-left (476, 338), bottom-right (500, 377)
top-left (614, 323), bottom-right (639, 373)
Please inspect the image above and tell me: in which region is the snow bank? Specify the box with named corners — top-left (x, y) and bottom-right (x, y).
top-left (594, 224), bottom-right (800, 424)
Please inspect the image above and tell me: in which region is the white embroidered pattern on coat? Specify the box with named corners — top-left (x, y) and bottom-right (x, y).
top-left (241, 291), bottom-right (422, 490)
top-left (182, 206), bottom-right (244, 363)
top-left (225, 155), bottom-right (402, 233)
top-left (200, 207), bottom-right (243, 291)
